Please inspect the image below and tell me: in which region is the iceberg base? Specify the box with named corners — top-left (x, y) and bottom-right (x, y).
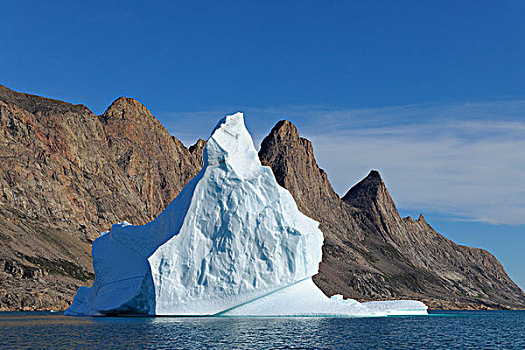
top-left (217, 278), bottom-right (427, 317)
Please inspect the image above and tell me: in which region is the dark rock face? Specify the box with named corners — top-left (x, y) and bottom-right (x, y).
top-left (259, 120), bottom-right (525, 310)
top-left (0, 85), bottom-right (201, 310)
top-left (1, 84), bottom-right (524, 310)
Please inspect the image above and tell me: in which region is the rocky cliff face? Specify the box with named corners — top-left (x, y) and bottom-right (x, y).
top-left (259, 121), bottom-right (525, 309)
top-left (1, 85), bottom-right (524, 310)
top-left (100, 97), bottom-right (198, 219)
top-left (0, 85), bottom-right (201, 310)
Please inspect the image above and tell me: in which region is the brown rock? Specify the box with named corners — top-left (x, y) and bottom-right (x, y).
top-left (0, 85), bottom-right (201, 311)
top-left (100, 97), bottom-right (200, 218)
top-left (189, 139), bottom-right (206, 168)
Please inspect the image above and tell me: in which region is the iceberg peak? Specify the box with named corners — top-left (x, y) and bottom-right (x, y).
top-left (204, 112), bottom-right (260, 176)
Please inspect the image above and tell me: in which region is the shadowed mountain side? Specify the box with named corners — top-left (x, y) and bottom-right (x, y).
top-left (259, 120), bottom-right (525, 310)
top-left (0, 85), bottom-right (201, 310)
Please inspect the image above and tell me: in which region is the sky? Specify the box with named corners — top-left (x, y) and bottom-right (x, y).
top-left (1, 1), bottom-right (524, 289)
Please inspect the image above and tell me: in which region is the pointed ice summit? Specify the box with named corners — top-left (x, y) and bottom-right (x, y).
top-left (66, 113), bottom-right (427, 316)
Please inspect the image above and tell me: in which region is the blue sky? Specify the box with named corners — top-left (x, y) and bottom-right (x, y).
top-left (1, 1), bottom-right (524, 289)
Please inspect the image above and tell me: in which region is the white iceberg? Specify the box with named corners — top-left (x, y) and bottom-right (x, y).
top-left (65, 113), bottom-right (427, 317)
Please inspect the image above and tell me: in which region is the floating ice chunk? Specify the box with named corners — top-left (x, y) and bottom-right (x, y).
top-left (65, 113), bottom-right (427, 317)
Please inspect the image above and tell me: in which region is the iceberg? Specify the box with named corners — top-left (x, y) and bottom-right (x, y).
top-left (65, 113), bottom-right (427, 317)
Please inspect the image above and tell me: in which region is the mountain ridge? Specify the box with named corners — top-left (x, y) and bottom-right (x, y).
top-left (259, 119), bottom-right (525, 310)
top-left (1, 85), bottom-right (523, 310)
top-left (0, 85), bottom-right (201, 310)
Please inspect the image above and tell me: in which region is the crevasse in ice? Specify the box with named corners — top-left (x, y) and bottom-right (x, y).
top-left (65, 113), bottom-right (427, 316)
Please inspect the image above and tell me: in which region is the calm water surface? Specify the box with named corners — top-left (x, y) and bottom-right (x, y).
top-left (0, 310), bottom-right (524, 349)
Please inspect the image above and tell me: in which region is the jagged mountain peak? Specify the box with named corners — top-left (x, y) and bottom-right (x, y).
top-left (341, 169), bottom-right (401, 226)
top-left (366, 169), bottom-right (382, 180)
top-left (189, 139), bottom-right (207, 167)
top-left (97, 97), bottom-right (199, 219)
top-left (189, 139), bottom-right (206, 153)
top-left (268, 120), bottom-right (300, 141)
top-left (402, 213), bottom-right (428, 225)
top-left (101, 96), bottom-right (159, 123)
top-left (342, 170), bottom-right (389, 203)
top-left (260, 120), bottom-right (315, 166)
top-left (106, 96), bottom-right (143, 108)
top-left (259, 119), bottom-right (339, 211)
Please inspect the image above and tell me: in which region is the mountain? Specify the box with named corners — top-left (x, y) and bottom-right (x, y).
top-left (259, 120), bottom-right (525, 309)
top-left (0, 85), bottom-right (201, 310)
top-left (1, 85), bottom-right (524, 310)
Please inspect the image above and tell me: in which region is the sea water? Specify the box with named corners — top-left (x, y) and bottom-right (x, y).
top-left (0, 310), bottom-right (524, 349)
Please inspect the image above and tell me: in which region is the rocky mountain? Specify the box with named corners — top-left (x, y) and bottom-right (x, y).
top-left (259, 121), bottom-right (525, 309)
top-left (0, 85), bottom-right (201, 310)
top-left (100, 97), bottom-right (199, 219)
top-left (1, 84), bottom-right (524, 310)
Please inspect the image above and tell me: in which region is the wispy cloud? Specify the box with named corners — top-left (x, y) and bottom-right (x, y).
top-left (158, 100), bottom-right (525, 225)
